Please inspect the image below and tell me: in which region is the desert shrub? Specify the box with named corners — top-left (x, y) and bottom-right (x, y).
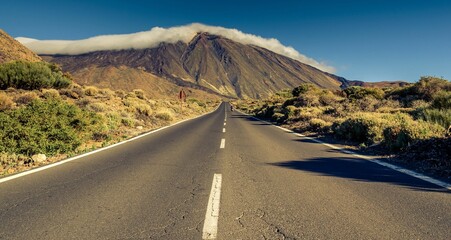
top-left (271, 112), bottom-right (285, 123)
top-left (61, 84), bottom-right (84, 99)
top-left (332, 113), bottom-right (390, 144)
top-left (135, 103), bottom-right (152, 116)
top-left (309, 118), bottom-right (332, 132)
top-left (319, 91), bottom-right (342, 106)
top-left (42, 89), bottom-right (61, 99)
top-left (283, 105), bottom-right (297, 119)
top-left (255, 104), bottom-right (276, 119)
top-left (414, 76), bottom-right (451, 101)
top-left (121, 118), bottom-right (135, 127)
top-left (187, 98), bottom-right (206, 107)
top-left (344, 86), bottom-right (384, 100)
top-left (0, 61), bottom-right (71, 90)
top-left (354, 96), bottom-right (379, 111)
top-left (133, 89), bottom-right (146, 99)
top-left (383, 116), bottom-right (445, 151)
top-left (115, 90), bottom-right (126, 99)
top-left (409, 99), bottom-right (429, 109)
top-left (15, 92), bottom-right (39, 105)
top-left (298, 107), bottom-right (323, 120)
top-left (297, 93), bottom-right (320, 107)
top-left (84, 86), bottom-right (99, 96)
top-left (375, 99), bottom-right (401, 110)
top-left (420, 109), bottom-right (451, 130)
top-left (0, 99), bottom-right (104, 156)
top-left (99, 88), bottom-right (115, 100)
top-left (88, 102), bottom-right (106, 112)
top-left (155, 111), bottom-right (173, 121)
top-left (292, 84), bottom-right (317, 97)
top-left (0, 92), bottom-right (14, 111)
top-left (430, 91), bottom-right (451, 110)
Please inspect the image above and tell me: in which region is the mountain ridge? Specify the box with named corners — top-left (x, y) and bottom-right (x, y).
top-left (43, 32), bottom-right (345, 98)
top-left (0, 29), bottom-right (42, 63)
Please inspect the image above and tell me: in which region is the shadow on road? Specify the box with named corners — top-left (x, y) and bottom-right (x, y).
top-left (268, 157), bottom-right (449, 193)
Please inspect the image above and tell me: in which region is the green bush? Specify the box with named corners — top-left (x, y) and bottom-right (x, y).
top-left (292, 84), bottom-right (317, 97)
top-left (332, 113), bottom-right (389, 144)
top-left (0, 92), bottom-right (14, 111)
top-left (0, 61), bottom-right (71, 90)
top-left (283, 105), bottom-right (297, 119)
top-left (271, 112), bottom-right (285, 123)
top-left (383, 118), bottom-right (444, 151)
top-left (431, 91), bottom-right (451, 110)
top-left (155, 111), bottom-right (173, 121)
top-left (344, 86), bottom-right (384, 100)
top-left (421, 108), bottom-right (451, 129)
top-left (0, 99), bottom-right (103, 156)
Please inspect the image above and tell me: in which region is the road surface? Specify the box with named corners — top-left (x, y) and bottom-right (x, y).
top-left (1, 102), bottom-right (450, 239)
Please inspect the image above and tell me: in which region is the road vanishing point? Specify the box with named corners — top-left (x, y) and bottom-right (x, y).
top-left (1, 103), bottom-right (450, 239)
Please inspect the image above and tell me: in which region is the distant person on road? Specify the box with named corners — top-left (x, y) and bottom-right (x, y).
top-left (230, 105), bottom-right (234, 111)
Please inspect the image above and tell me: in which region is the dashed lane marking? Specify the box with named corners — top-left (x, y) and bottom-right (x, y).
top-left (202, 173), bottom-right (222, 239)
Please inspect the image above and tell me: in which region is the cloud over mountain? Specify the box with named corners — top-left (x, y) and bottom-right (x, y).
top-left (16, 23), bottom-right (335, 73)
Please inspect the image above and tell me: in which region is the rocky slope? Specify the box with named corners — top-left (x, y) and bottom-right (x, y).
top-left (43, 32), bottom-right (346, 98)
top-left (0, 29), bottom-right (42, 63)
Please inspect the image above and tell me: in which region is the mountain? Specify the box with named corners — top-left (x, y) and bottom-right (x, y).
top-left (43, 32), bottom-right (345, 98)
top-left (0, 29), bottom-right (42, 63)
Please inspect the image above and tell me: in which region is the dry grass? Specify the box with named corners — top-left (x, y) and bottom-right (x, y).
top-left (0, 84), bottom-right (219, 176)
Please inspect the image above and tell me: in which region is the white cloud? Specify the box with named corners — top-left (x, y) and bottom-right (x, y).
top-left (16, 23), bottom-right (335, 73)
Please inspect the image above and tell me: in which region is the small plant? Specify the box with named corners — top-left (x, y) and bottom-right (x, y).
top-left (0, 61), bottom-right (71, 90)
top-left (0, 92), bottom-right (14, 111)
top-left (84, 86), bottom-right (99, 96)
top-left (155, 111), bottom-right (173, 121)
top-left (133, 89), bottom-right (146, 99)
top-left (15, 92), bottom-right (39, 105)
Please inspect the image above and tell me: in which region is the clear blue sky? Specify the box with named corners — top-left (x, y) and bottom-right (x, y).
top-left (1, 0), bottom-right (450, 82)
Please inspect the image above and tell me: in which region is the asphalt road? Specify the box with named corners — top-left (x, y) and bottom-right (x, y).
top-left (1, 102), bottom-right (450, 239)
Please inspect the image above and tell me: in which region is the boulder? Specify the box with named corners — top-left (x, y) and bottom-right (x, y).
top-left (32, 154), bottom-right (46, 163)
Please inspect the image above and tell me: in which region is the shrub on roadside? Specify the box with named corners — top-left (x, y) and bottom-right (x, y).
top-left (383, 116), bottom-right (445, 151)
top-left (420, 108), bottom-right (451, 130)
top-left (15, 92), bottom-right (39, 105)
top-left (155, 111), bottom-right (173, 121)
top-left (0, 98), bottom-right (104, 156)
top-left (84, 86), bottom-right (99, 96)
top-left (332, 113), bottom-right (390, 144)
top-left (0, 92), bottom-right (14, 111)
top-left (0, 61), bottom-right (71, 90)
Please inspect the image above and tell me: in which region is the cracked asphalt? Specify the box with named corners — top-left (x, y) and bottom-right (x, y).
top-left (1, 103), bottom-right (450, 239)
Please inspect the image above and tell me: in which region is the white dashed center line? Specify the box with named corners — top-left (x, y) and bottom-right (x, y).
top-left (222, 128), bottom-right (226, 133)
top-left (220, 139), bottom-right (225, 148)
top-left (202, 173), bottom-right (222, 239)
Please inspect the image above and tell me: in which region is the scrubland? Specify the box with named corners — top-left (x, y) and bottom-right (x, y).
top-left (234, 77), bottom-right (451, 179)
top-left (0, 61), bottom-right (219, 175)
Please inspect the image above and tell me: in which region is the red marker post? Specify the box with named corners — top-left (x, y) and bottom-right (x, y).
top-left (179, 88), bottom-right (186, 114)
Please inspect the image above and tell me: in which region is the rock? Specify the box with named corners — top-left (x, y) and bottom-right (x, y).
top-left (32, 154), bottom-right (46, 163)
top-left (136, 126), bottom-right (143, 130)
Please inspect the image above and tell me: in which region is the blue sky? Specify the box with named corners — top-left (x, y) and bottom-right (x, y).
top-left (1, 0), bottom-right (450, 82)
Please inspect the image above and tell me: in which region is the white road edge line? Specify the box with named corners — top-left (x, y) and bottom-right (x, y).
top-left (0, 103), bottom-right (224, 184)
top-left (202, 173), bottom-right (222, 239)
top-left (223, 128), bottom-right (226, 133)
top-left (236, 110), bottom-right (451, 191)
top-left (220, 139), bottom-right (226, 149)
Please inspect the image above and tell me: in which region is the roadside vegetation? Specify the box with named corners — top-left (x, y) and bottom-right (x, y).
top-left (234, 76), bottom-right (451, 178)
top-left (0, 61), bottom-right (219, 175)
